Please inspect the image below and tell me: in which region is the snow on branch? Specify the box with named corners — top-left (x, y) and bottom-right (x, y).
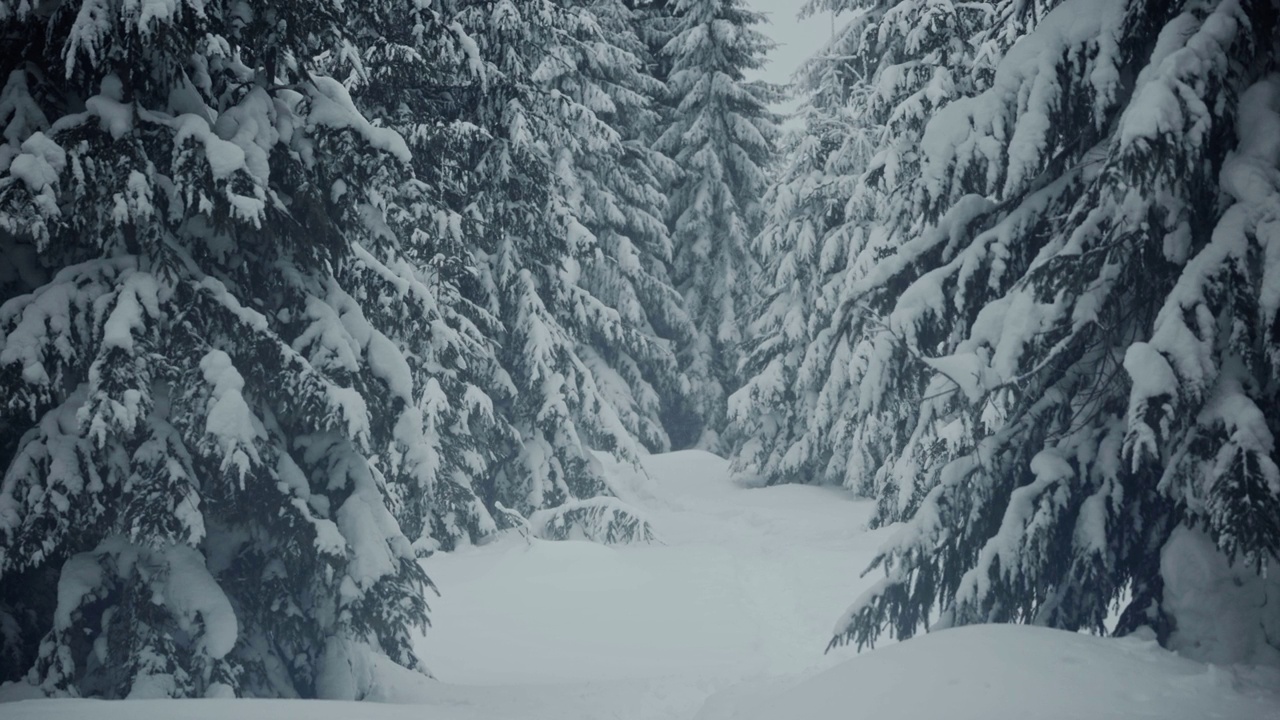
top-left (528, 496), bottom-right (657, 545)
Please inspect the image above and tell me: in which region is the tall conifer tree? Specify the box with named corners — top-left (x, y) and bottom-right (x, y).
top-left (733, 0), bottom-right (1280, 661)
top-left (0, 0), bottom-right (439, 698)
top-left (543, 0), bottom-right (694, 454)
top-left (655, 0), bottom-right (779, 449)
top-left (423, 0), bottom-right (663, 542)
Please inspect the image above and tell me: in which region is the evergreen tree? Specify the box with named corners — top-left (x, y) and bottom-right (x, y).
top-left (731, 0), bottom-right (1013, 510)
top-left (432, 0), bottom-right (660, 542)
top-left (655, 0), bottom-right (779, 450)
top-left (0, 0), bottom-right (436, 697)
top-left (735, 0), bottom-right (1280, 660)
top-left (628, 0), bottom-right (681, 77)
top-left (730, 4), bottom-right (884, 489)
top-left (341, 0), bottom-right (515, 553)
top-left (545, 0), bottom-right (695, 454)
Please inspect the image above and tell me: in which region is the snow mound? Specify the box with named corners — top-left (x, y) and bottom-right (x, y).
top-left (528, 496), bottom-right (657, 545)
top-left (695, 624), bottom-right (1280, 720)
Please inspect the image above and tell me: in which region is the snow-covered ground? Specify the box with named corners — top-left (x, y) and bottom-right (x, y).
top-left (699, 623), bottom-right (1280, 720)
top-left (5, 451), bottom-right (1278, 719)
top-left (418, 450), bottom-right (887, 688)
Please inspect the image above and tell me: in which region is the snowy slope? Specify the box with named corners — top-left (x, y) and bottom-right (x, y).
top-left (697, 624), bottom-right (1280, 720)
top-left (5, 451), bottom-right (1278, 719)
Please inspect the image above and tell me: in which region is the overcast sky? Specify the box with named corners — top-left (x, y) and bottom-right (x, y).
top-left (745, 0), bottom-right (842, 117)
top-left (745, 1), bottom-right (839, 85)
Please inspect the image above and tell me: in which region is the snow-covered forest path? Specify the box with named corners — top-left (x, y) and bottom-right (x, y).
top-left (412, 450), bottom-right (889, 716)
top-left (4, 449), bottom-right (886, 720)
top-left (404, 449), bottom-right (1280, 720)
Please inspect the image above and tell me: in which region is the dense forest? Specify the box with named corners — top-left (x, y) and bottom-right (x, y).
top-left (0, 0), bottom-right (1276, 701)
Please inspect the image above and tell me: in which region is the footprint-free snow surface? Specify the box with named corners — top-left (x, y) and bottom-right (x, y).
top-left (5, 451), bottom-right (1278, 719)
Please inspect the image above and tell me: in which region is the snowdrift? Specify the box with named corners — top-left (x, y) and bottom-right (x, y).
top-left (696, 624), bottom-right (1280, 720)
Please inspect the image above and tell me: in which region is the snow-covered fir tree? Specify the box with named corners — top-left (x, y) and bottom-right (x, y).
top-left (655, 0), bottom-right (779, 450)
top-left (734, 0), bottom-right (1280, 661)
top-left (0, 0), bottom-right (443, 698)
top-left (731, 0), bottom-right (1010, 508)
top-left (424, 0), bottom-right (662, 543)
top-left (540, 0), bottom-right (695, 455)
top-left (730, 5), bottom-right (885, 491)
top-left (338, 0), bottom-right (516, 554)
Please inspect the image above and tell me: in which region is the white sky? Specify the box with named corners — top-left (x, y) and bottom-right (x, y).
top-left (745, 0), bottom-right (840, 86)
top-left (745, 0), bottom-right (843, 118)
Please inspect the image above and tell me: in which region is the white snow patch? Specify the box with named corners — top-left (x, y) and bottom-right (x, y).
top-left (199, 349), bottom-right (262, 484)
top-left (1161, 525), bottom-right (1280, 666)
top-left (100, 272), bottom-right (160, 351)
top-left (160, 544), bottom-right (238, 660)
top-left (8, 131), bottom-right (66, 194)
top-left (307, 76), bottom-right (411, 164)
top-left (84, 92), bottom-right (134, 140)
top-left (696, 624), bottom-right (1280, 720)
